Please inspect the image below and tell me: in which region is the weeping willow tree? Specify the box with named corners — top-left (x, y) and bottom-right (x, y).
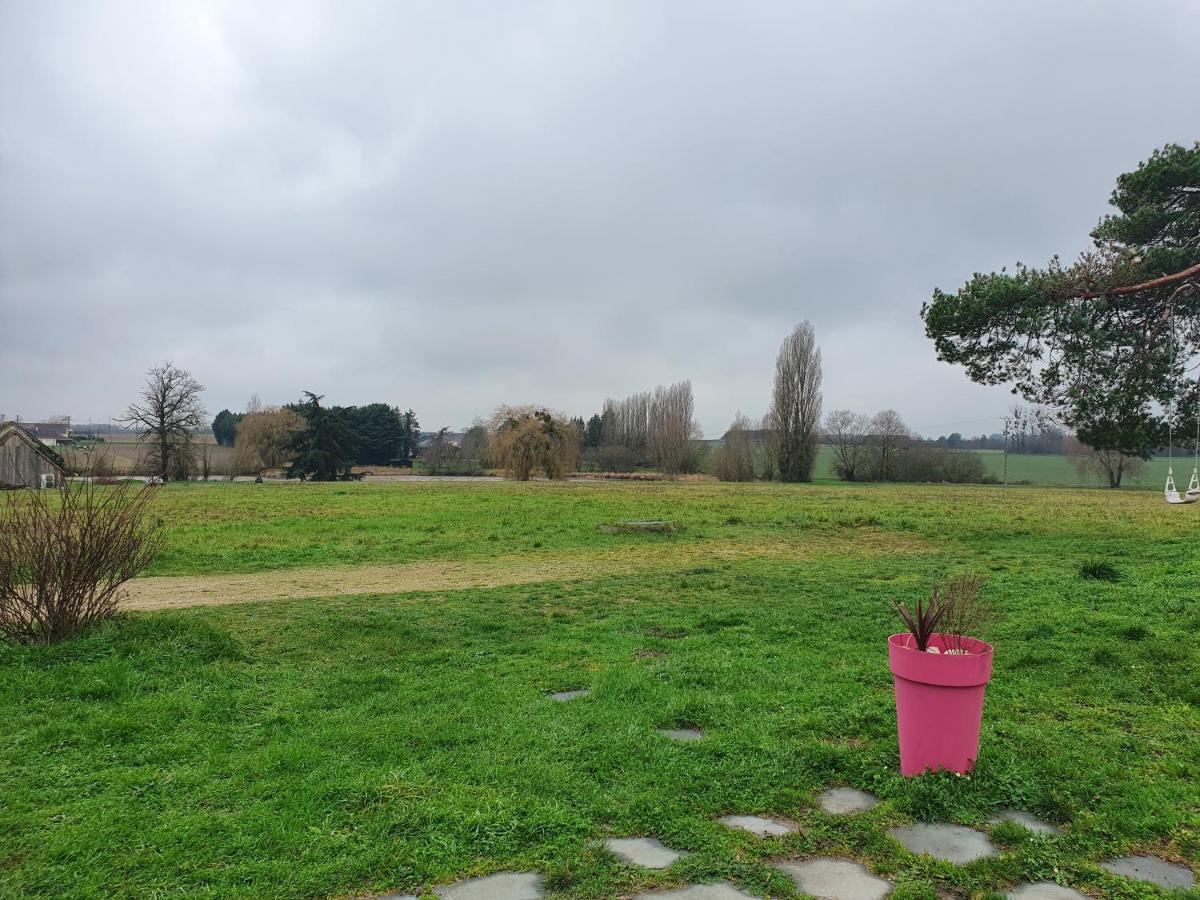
top-left (922, 143), bottom-right (1200, 458)
top-left (487, 406), bottom-right (580, 480)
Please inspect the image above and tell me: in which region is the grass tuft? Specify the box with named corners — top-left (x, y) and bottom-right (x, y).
top-left (1078, 559), bottom-right (1123, 581)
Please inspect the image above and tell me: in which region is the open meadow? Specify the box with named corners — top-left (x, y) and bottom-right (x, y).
top-left (1, 481), bottom-right (1197, 899)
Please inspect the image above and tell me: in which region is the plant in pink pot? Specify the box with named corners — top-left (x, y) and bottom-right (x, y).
top-left (889, 575), bottom-right (994, 777)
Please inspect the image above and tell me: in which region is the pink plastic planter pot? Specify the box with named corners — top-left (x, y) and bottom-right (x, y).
top-left (888, 632), bottom-right (994, 777)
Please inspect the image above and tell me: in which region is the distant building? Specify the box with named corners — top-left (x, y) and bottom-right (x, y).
top-left (16, 421), bottom-right (72, 446)
top-left (0, 421), bottom-right (67, 489)
top-left (418, 431), bottom-right (465, 450)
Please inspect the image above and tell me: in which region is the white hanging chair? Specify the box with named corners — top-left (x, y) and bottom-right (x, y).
top-left (1162, 314), bottom-right (1200, 506)
top-left (1164, 466), bottom-right (1200, 505)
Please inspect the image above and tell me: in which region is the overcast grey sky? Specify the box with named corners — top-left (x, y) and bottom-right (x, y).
top-left (2, 1), bottom-right (1197, 436)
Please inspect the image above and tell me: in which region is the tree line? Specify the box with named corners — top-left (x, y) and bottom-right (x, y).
top-left (116, 314), bottom-right (1140, 486)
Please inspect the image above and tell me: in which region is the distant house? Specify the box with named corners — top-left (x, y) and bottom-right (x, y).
top-left (417, 431), bottom-right (465, 450)
top-left (0, 421), bottom-right (68, 489)
top-left (17, 421), bottom-right (72, 446)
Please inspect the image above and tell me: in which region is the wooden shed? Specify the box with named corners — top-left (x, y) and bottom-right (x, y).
top-left (0, 421), bottom-right (67, 489)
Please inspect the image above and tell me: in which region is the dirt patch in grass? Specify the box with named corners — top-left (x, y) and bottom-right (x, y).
top-left (121, 528), bottom-right (930, 611)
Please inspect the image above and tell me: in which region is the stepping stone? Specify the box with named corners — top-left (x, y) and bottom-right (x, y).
top-left (817, 787), bottom-right (878, 815)
top-left (605, 836), bottom-right (686, 869)
top-left (438, 871), bottom-right (544, 899)
top-left (634, 883), bottom-right (760, 899)
top-left (1099, 855), bottom-right (1195, 889)
top-left (549, 689), bottom-right (590, 702)
top-left (779, 858), bottom-right (892, 900)
top-left (659, 727), bottom-right (705, 741)
top-left (989, 809), bottom-right (1059, 835)
top-left (1006, 883), bottom-right (1087, 900)
top-left (888, 823), bottom-right (997, 864)
top-left (717, 814), bottom-right (798, 837)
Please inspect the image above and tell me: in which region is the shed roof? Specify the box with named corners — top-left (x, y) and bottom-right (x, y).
top-left (0, 421), bottom-right (69, 473)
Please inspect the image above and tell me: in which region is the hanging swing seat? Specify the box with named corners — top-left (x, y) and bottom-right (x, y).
top-left (1164, 467), bottom-right (1200, 505)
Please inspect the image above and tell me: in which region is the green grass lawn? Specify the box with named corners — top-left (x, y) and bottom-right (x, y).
top-left (1, 482), bottom-right (1197, 898)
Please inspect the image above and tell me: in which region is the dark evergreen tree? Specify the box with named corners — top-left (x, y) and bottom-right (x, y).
top-left (286, 393), bottom-right (359, 481)
top-left (211, 409), bottom-right (242, 447)
top-left (397, 409), bottom-right (421, 462)
top-left (923, 143), bottom-right (1200, 457)
top-left (584, 413), bottom-right (604, 448)
top-left (342, 403), bottom-right (406, 466)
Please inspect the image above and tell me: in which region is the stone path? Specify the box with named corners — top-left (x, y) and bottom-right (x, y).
top-left (1099, 855), bottom-right (1195, 889)
top-left (380, 871), bottom-right (544, 900)
top-left (888, 823), bottom-right (997, 864)
top-left (658, 727), bottom-right (705, 741)
top-left (633, 884), bottom-right (759, 899)
top-left (989, 809), bottom-right (1059, 834)
top-left (779, 858), bottom-right (893, 900)
top-left (438, 872), bottom-right (544, 899)
top-left (605, 836), bottom-right (686, 868)
top-left (549, 689), bottom-right (590, 701)
top-left (1005, 882), bottom-right (1086, 899)
top-left (368, 771), bottom-right (1200, 900)
top-left (817, 788), bottom-right (877, 815)
top-left (717, 814), bottom-right (798, 836)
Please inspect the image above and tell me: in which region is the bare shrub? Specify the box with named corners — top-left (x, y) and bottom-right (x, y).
top-left (892, 574), bottom-right (989, 653)
top-left (584, 444), bottom-right (639, 472)
top-left (937, 574), bottom-right (991, 653)
top-left (893, 445), bottom-right (988, 483)
top-left (712, 413), bottom-right (756, 482)
top-left (0, 479), bottom-right (165, 644)
top-left (771, 321), bottom-right (823, 481)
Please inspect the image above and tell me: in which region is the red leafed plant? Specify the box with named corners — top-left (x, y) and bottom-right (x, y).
top-left (892, 574), bottom-right (988, 652)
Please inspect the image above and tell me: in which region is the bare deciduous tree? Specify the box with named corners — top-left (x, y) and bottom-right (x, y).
top-left (868, 409), bottom-right (911, 480)
top-left (122, 362), bottom-right (206, 481)
top-left (757, 412), bottom-right (778, 481)
top-left (601, 392), bottom-right (651, 457)
top-left (648, 380), bottom-right (702, 475)
top-left (460, 423), bottom-right (489, 463)
top-left (712, 412), bottom-right (755, 482)
top-left (771, 321), bottom-right (823, 482)
top-left (0, 478), bottom-right (165, 644)
top-left (421, 427), bottom-right (462, 473)
top-left (1064, 435), bottom-right (1144, 488)
top-left (826, 409), bottom-right (872, 481)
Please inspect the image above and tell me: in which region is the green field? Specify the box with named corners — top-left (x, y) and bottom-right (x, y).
top-left (808, 446), bottom-right (1182, 489)
top-left (1, 481), bottom-right (1198, 898)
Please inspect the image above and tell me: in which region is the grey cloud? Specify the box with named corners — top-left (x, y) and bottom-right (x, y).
top-left (2, 0), bottom-right (1197, 434)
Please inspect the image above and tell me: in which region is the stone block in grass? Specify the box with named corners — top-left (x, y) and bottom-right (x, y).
top-left (888, 823), bottom-right (997, 864)
top-left (605, 837), bottom-right (686, 868)
top-left (1099, 855), bottom-right (1194, 889)
top-left (817, 787), bottom-right (877, 815)
top-left (717, 814), bottom-right (798, 836)
top-left (779, 858), bottom-right (892, 900)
